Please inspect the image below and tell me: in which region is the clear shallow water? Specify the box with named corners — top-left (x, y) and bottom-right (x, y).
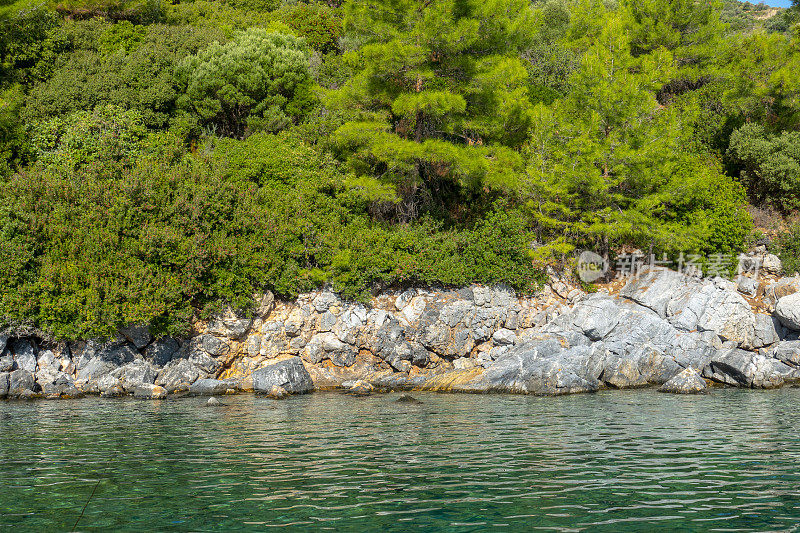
top-left (1, 390), bottom-right (800, 532)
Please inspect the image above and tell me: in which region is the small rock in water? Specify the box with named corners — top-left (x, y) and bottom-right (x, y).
top-left (267, 385), bottom-right (288, 399)
top-left (658, 368), bottom-right (708, 395)
top-left (207, 397), bottom-right (222, 407)
top-left (133, 384), bottom-right (167, 400)
top-left (396, 394), bottom-right (423, 404)
top-left (100, 385), bottom-right (126, 398)
top-left (346, 380), bottom-right (374, 395)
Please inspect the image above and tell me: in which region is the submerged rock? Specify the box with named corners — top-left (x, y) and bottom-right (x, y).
top-left (207, 396), bottom-right (222, 407)
top-left (659, 367), bottom-right (708, 394)
top-left (396, 394), bottom-right (423, 404)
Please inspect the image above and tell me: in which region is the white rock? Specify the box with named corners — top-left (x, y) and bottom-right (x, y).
top-left (492, 328), bottom-right (517, 346)
top-left (400, 296), bottom-right (427, 325)
top-left (775, 293), bottom-right (800, 331)
top-left (762, 254), bottom-right (783, 275)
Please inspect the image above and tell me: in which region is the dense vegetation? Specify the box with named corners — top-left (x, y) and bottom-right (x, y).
top-left (0, 0), bottom-right (798, 339)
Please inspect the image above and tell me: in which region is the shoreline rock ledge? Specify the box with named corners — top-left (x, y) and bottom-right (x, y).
top-left (1, 266), bottom-right (800, 399)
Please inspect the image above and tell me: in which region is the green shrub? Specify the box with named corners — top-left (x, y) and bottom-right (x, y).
top-left (24, 22), bottom-right (223, 129)
top-left (0, 131), bottom-right (541, 340)
top-left (274, 2), bottom-right (342, 54)
top-left (31, 105), bottom-right (148, 169)
top-left (0, 3), bottom-right (67, 84)
top-left (175, 28), bottom-right (315, 138)
top-left (727, 123), bottom-right (800, 212)
top-left (775, 224), bottom-right (800, 276)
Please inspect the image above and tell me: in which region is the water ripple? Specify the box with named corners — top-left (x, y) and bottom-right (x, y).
top-left (2, 389), bottom-right (800, 531)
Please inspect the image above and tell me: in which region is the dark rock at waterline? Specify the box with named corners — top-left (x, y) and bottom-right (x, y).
top-left (8, 369), bottom-right (36, 397)
top-left (396, 394), bottom-right (422, 404)
top-left (658, 367), bottom-right (708, 394)
top-left (252, 357), bottom-right (313, 395)
top-left (705, 349), bottom-right (796, 389)
top-left (189, 378), bottom-right (237, 396)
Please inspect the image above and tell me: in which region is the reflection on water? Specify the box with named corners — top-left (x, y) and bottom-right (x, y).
top-left (1, 389), bottom-right (800, 531)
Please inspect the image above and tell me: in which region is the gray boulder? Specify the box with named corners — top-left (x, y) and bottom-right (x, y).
top-left (601, 344), bottom-right (681, 388)
top-left (198, 334), bottom-right (229, 357)
top-left (41, 374), bottom-right (79, 397)
top-left (95, 340), bottom-right (138, 366)
top-left (658, 367), bottom-right (708, 394)
top-left (144, 337), bottom-right (181, 367)
top-left (8, 369), bottom-right (36, 396)
top-left (10, 339), bottom-right (37, 372)
top-left (670, 284), bottom-right (754, 344)
top-left (747, 314), bottom-right (783, 349)
top-left (207, 309), bottom-right (253, 340)
top-left (705, 349), bottom-right (794, 389)
top-left (189, 378), bottom-right (237, 396)
top-left (763, 254), bottom-right (783, 275)
top-left (0, 372), bottom-right (9, 397)
top-left (492, 328), bottom-right (517, 346)
top-left (736, 276), bottom-right (758, 297)
top-left (96, 374), bottom-right (123, 394)
top-left (252, 357), bottom-right (313, 394)
top-left (566, 295), bottom-right (621, 341)
top-left (768, 341), bottom-right (800, 368)
top-left (620, 267), bottom-right (700, 318)
top-left (475, 337), bottom-right (602, 395)
top-left (0, 355), bottom-right (13, 372)
top-left (156, 359), bottom-right (204, 391)
top-left (775, 293), bottom-right (800, 331)
top-left (313, 291), bottom-right (339, 313)
top-left (187, 349), bottom-right (222, 375)
top-left (111, 361), bottom-right (157, 392)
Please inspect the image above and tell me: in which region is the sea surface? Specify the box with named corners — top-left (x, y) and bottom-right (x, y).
top-left (1, 389), bottom-right (800, 531)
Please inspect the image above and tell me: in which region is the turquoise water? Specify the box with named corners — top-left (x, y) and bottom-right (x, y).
top-left (1, 390), bottom-right (800, 532)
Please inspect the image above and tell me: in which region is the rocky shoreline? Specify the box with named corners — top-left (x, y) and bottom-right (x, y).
top-left (2, 261), bottom-right (800, 400)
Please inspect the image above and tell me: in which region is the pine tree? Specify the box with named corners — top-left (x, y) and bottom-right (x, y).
top-left (524, 10), bottom-right (749, 258)
top-left (328, 0), bottom-right (536, 220)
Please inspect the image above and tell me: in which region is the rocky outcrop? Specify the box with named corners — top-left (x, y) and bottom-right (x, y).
top-left (4, 266), bottom-right (800, 400)
top-left (659, 367), bottom-right (708, 394)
